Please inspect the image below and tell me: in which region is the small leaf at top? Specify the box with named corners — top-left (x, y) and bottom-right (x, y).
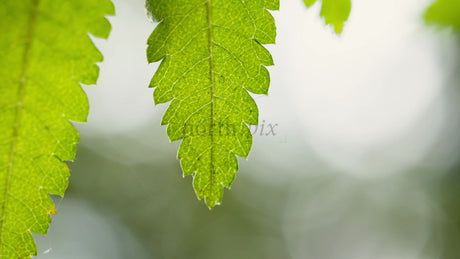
top-left (425, 0), bottom-right (460, 31)
top-left (304, 0), bottom-right (352, 34)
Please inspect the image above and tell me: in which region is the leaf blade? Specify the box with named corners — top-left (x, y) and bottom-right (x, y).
top-left (304, 0), bottom-right (352, 34)
top-left (0, 0), bottom-right (113, 257)
top-left (146, 0), bottom-right (278, 208)
top-left (425, 0), bottom-right (460, 31)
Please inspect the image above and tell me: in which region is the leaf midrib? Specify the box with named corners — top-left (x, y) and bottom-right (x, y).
top-left (206, 0), bottom-right (216, 201)
top-left (0, 0), bottom-right (40, 251)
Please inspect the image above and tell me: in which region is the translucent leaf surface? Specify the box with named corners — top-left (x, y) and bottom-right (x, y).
top-left (0, 0), bottom-right (113, 257)
top-left (304, 0), bottom-right (351, 34)
top-left (425, 0), bottom-right (460, 30)
top-left (146, 0), bottom-right (278, 208)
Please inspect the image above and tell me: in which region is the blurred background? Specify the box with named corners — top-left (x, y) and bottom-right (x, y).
top-left (34, 0), bottom-right (460, 258)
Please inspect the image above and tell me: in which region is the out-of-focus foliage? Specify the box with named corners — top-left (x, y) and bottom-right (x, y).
top-left (0, 0), bottom-right (113, 257)
top-left (303, 0), bottom-right (352, 34)
top-left (67, 139), bottom-right (291, 259)
top-left (425, 0), bottom-right (460, 30)
top-left (58, 131), bottom-right (460, 259)
top-left (146, 0), bottom-right (278, 208)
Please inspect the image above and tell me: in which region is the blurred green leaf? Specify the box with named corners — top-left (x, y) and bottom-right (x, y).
top-left (304, 0), bottom-right (352, 34)
top-left (425, 0), bottom-right (460, 30)
top-left (0, 0), bottom-right (113, 257)
top-left (146, 0), bottom-right (278, 208)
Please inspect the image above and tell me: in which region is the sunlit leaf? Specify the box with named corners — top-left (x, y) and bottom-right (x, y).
top-left (304, 0), bottom-right (351, 34)
top-left (0, 0), bottom-right (113, 257)
top-left (425, 0), bottom-right (460, 30)
top-left (146, 0), bottom-right (278, 208)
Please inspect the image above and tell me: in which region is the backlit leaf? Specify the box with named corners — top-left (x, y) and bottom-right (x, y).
top-left (146, 0), bottom-right (278, 208)
top-left (0, 0), bottom-right (113, 257)
top-left (304, 0), bottom-right (351, 34)
top-left (425, 0), bottom-right (460, 30)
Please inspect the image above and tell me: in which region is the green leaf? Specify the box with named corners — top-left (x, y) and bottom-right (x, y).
top-left (0, 0), bottom-right (113, 257)
top-left (425, 0), bottom-right (460, 30)
top-left (146, 0), bottom-right (278, 209)
top-left (303, 0), bottom-right (352, 34)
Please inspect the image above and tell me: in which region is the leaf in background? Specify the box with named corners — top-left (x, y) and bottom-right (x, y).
top-left (425, 0), bottom-right (460, 30)
top-left (146, 0), bottom-right (278, 208)
top-left (0, 0), bottom-right (113, 257)
top-left (304, 0), bottom-right (351, 34)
